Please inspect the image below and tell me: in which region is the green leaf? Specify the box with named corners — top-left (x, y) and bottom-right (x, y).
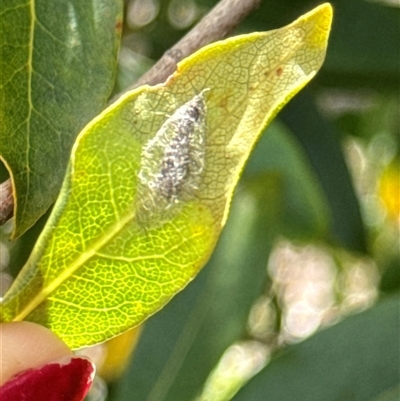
top-left (0, 0), bottom-right (123, 238)
top-left (113, 178), bottom-right (276, 401)
top-left (244, 120), bottom-right (331, 241)
top-left (369, 386), bottom-right (400, 401)
top-left (232, 295), bottom-right (400, 401)
top-left (0, 4), bottom-right (333, 349)
top-left (280, 89), bottom-right (366, 252)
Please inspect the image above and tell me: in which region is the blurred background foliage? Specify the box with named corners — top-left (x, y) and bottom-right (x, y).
top-left (0, 0), bottom-right (398, 400)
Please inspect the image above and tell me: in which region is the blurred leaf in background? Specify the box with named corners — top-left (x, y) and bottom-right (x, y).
top-left (231, 294), bottom-right (400, 401)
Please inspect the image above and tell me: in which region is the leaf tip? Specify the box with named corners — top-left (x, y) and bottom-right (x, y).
top-left (296, 2), bottom-right (333, 56)
top-left (307, 3), bottom-right (333, 34)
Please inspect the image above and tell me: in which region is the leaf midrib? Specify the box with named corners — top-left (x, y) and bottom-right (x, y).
top-left (24, 0), bottom-right (36, 206)
top-left (12, 209), bottom-right (136, 321)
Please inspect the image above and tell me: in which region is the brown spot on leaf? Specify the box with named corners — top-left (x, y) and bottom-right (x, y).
top-left (115, 19), bottom-right (123, 34)
top-left (218, 96), bottom-right (229, 112)
top-left (276, 67), bottom-right (283, 76)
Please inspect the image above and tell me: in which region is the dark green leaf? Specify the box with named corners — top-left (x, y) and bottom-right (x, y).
top-left (280, 89), bottom-right (366, 252)
top-left (244, 121), bottom-right (330, 241)
top-left (232, 295), bottom-right (400, 401)
top-left (0, 0), bottom-right (123, 237)
top-left (321, 0), bottom-right (400, 89)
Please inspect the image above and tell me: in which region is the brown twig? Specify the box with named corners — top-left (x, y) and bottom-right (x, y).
top-left (0, 0), bottom-right (262, 227)
top-left (0, 179), bottom-right (13, 226)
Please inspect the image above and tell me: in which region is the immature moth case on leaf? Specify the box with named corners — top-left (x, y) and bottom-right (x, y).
top-left (137, 90), bottom-right (208, 222)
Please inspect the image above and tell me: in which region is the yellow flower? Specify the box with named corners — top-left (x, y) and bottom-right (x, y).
top-left (379, 161), bottom-right (400, 222)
